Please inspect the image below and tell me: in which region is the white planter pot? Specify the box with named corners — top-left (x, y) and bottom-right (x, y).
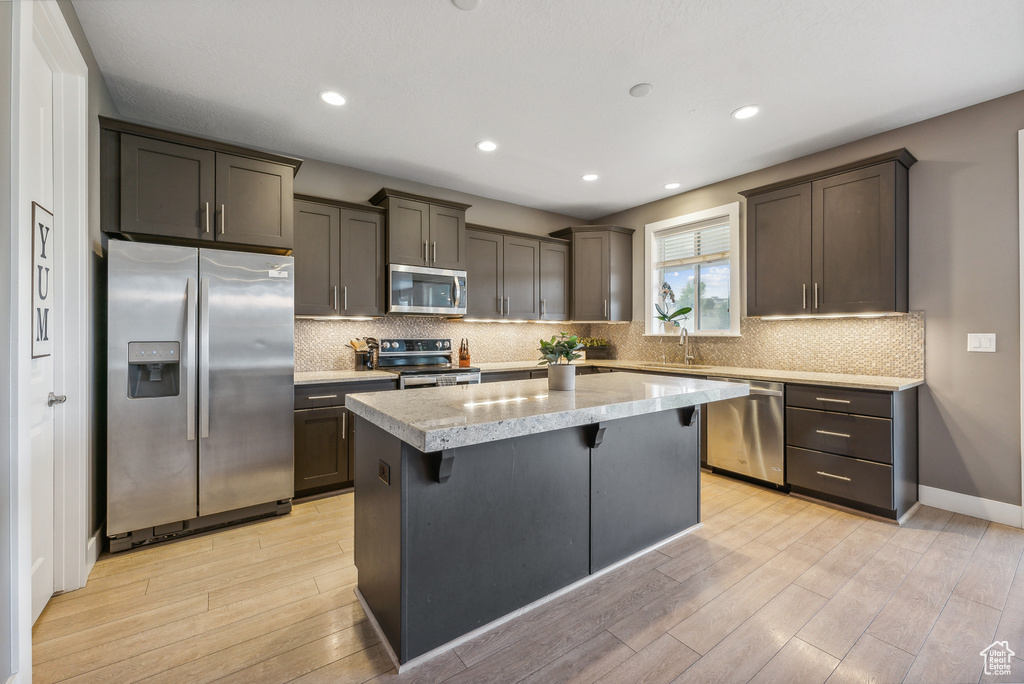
top-left (548, 364), bottom-right (576, 391)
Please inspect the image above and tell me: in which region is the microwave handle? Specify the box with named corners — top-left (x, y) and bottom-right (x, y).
top-left (454, 275), bottom-right (462, 308)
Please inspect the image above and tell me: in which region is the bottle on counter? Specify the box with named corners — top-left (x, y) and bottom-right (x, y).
top-left (459, 338), bottom-right (471, 367)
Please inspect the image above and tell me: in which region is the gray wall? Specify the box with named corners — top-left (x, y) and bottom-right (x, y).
top-left (1, 3), bottom-right (15, 678)
top-left (294, 158), bottom-right (584, 236)
top-left (56, 0), bottom-right (119, 541)
top-left (599, 89), bottom-right (1024, 506)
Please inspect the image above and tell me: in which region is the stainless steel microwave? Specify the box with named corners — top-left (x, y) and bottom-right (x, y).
top-left (388, 264), bottom-right (467, 316)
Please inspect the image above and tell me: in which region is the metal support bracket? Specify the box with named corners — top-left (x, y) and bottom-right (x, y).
top-left (680, 405), bottom-right (699, 427)
top-left (436, 449), bottom-right (455, 484)
top-left (588, 422), bottom-right (608, 449)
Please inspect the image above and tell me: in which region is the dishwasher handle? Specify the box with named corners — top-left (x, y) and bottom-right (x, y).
top-left (707, 377), bottom-right (783, 397)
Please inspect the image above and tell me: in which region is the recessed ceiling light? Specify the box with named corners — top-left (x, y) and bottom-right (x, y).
top-left (319, 90), bottom-right (346, 106)
top-left (629, 83), bottom-right (654, 98)
top-left (732, 105), bottom-right (759, 120)
top-left (476, 140), bottom-right (497, 152)
top-left (451, 0), bottom-right (479, 9)
top-left (664, 182), bottom-right (681, 190)
top-left (582, 174), bottom-right (599, 182)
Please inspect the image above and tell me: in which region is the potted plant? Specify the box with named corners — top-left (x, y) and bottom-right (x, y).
top-left (538, 332), bottom-right (583, 391)
top-left (654, 302), bottom-right (692, 333)
top-left (579, 337), bottom-right (611, 359)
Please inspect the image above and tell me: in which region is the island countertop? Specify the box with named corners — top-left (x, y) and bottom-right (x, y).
top-left (345, 371), bottom-right (748, 452)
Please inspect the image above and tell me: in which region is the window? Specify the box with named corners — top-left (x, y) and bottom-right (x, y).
top-left (644, 202), bottom-right (741, 336)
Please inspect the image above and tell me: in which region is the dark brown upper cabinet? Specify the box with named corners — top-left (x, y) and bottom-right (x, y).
top-left (742, 149), bottom-right (915, 316)
top-left (549, 225), bottom-right (634, 322)
top-left (293, 196), bottom-right (385, 317)
top-left (539, 240), bottom-right (570, 321)
top-left (101, 117), bottom-right (301, 254)
top-left (465, 227), bottom-right (551, 320)
top-left (370, 188), bottom-right (470, 270)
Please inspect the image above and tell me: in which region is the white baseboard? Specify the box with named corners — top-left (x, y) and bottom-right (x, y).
top-left (919, 485), bottom-right (1023, 528)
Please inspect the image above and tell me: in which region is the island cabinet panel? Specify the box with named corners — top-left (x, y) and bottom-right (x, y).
top-left (590, 410), bottom-right (700, 572)
top-left (742, 149), bottom-right (914, 316)
top-left (103, 118), bottom-right (302, 253)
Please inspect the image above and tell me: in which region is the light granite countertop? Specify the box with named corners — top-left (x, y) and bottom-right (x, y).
top-left (294, 369), bottom-right (397, 385)
top-left (345, 372), bottom-right (748, 452)
top-left (474, 360), bottom-right (923, 391)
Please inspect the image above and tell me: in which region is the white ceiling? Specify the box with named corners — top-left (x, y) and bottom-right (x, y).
top-left (72, 0), bottom-right (1024, 220)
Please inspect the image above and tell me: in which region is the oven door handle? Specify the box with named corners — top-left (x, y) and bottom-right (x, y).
top-left (402, 376), bottom-right (439, 387)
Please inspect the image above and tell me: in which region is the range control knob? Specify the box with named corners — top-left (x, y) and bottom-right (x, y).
top-left (444, 341), bottom-right (451, 349)
top-left (436, 341), bottom-right (443, 349)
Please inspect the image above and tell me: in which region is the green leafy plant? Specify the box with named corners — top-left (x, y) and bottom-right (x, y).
top-left (655, 302), bottom-right (692, 328)
top-left (538, 332), bottom-right (583, 365)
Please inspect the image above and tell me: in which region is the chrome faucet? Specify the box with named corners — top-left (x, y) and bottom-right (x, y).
top-left (679, 326), bottom-right (695, 366)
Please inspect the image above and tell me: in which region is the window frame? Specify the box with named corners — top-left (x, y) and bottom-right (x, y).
top-left (643, 201), bottom-right (741, 337)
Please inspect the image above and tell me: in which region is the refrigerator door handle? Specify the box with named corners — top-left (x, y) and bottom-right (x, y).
top-left (186, 277), bottom-right (197, 441)
top-left (199, 277), bottom-right (211, 439)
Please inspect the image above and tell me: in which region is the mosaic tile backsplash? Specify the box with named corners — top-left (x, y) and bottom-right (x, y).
top-left (590, 312), bottom-right (925, 378)
top-left (295, 318), bottom-right (591, 372)
top-left (296, 312), bottom-right (924, 378)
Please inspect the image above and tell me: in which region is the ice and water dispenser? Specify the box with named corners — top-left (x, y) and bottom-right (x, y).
top-left (127, 342), bottom-right (180, 398)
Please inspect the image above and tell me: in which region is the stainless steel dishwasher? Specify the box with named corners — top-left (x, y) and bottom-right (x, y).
top-left (706, 377), bottom-right (786, 486)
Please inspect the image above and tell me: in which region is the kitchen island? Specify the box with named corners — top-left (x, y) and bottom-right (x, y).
top-left (346, 372), bottom-right (747, 669)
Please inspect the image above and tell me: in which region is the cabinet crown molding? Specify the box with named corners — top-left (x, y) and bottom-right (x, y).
top-left (368, 187), bottom-right (472, 211)
top-left (739, 148), bottom-right (916, 198)
top-left (549, 225), bottom-right (635, 239)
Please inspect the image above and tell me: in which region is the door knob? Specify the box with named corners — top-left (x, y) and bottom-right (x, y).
top-left (47, 392), bottom-right (67, 407)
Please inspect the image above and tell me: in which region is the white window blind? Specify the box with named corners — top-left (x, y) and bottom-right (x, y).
top-left (655, 218), bottom-right (731, 269)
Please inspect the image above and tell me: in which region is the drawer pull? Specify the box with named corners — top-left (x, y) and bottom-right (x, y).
top-left (815, 397), bottom-right (851, 404)
top-left (816, 470), bottom-right (852, 482)
top-left (307, 394), bottom-right (339, 400)
top-left (815, 429), bottom-right (851, 438)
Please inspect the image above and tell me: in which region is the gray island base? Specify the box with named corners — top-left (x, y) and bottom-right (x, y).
top-left (346, 373), bottom-right (748, 670)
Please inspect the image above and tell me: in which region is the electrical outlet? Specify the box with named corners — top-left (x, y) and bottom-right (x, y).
top-left (378, 460), bottom-right (391, 485)
top-left (967, 333), bottom-right (997, 353)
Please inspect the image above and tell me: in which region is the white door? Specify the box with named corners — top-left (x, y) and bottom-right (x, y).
top-left (23, 28), bottom-right (57, 624)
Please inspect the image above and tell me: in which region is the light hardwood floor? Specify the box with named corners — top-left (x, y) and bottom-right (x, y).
top-left (33, 473), bottom-right (1024, 683)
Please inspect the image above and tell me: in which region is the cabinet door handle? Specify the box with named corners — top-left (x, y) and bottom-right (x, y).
top-left (816, 470), bottom-right (851, 482)
top-left (333, 285), bottom-right (339, 312)
top-left (815, 429), bottom-right (851, 438)
top-left (219, 204), bottom-right (226, 235)
top-left (344, 286), bottom-right (348, 311)
top-left (204, 202), bottom-right (210, 233)
top-left (541, 298), bottom-right (546, 315)
top-left (802, 283), bottom-right (807, 309)
top-left (342, 410), bottom-right (347, 434)
top-left (424, 240), bottom-right (429, 264)
top-left (815, 397), bottom-right (851, 404)
top-left (307, 394), bottom-right (339, 400)
top-left (603, 299), bottom-right (608, 318)
top-left (432, 241), bottom-right (437, 263)
top-left (814, 282), bottom-right (819, 309)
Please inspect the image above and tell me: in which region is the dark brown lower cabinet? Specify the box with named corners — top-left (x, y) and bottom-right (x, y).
top-left (785, 383), bottom-right (917, 520)
top-left (294, 406), bottom-right (351, 496)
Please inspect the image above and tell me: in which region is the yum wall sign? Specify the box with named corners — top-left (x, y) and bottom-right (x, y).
top-left (32, 202), bottom-right (54, 359)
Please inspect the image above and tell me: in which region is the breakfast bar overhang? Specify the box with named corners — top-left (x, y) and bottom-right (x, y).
top-left (345, 372), bottom-right (748, 668)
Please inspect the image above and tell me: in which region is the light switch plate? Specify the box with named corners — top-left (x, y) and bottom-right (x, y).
top-left (967, 333), bottom-right (996, 352)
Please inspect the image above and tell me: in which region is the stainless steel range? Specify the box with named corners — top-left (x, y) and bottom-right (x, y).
top-left (375, 337), bottom-right (481, 389)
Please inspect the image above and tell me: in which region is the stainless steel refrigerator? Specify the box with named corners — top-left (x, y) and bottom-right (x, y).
top-left (107, 241), bottom-right (294, 551)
